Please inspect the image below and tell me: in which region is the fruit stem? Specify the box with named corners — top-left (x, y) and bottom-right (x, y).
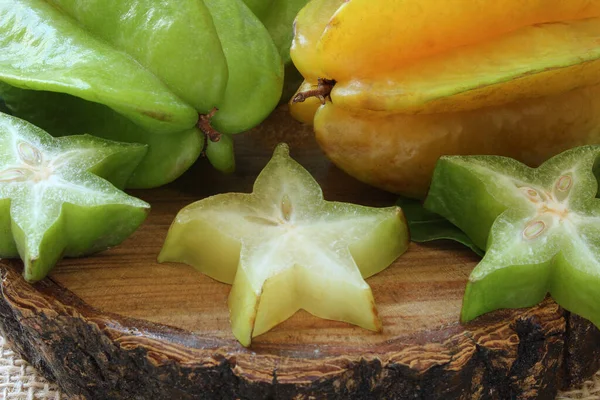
top-left (292, 78), bottom-right (336, 105)
top-left (198, 107), bottom-right (221, 143)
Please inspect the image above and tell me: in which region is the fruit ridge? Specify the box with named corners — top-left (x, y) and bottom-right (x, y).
top-left (0, 112), bottom-right (150, 281)
top-left (424, 146), bottom-right (600, 328)
top-left (159, 143), bottom-right (409, 346)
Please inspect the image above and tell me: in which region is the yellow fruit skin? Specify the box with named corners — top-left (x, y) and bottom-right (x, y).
top-left (314, 84), bottom-right (600, 199)
top-left (332, 19), bottom-right (600, 114)
top-left (317, 0), bottom-right (600, 81)
top-left (290, 0), bottom-right (344, 80)
top-left (288, 80), bottom-right (322, 124)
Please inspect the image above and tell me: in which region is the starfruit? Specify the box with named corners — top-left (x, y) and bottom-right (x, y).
top-left (0, 0), bottom-right (284, 188)
top-left (159, 144), bottom-right (409, 346)
top-left (424, 146), bottom-right (600, 330)
top-left (290, 0), bottom-right (600, 198)
top-left (0, 112), bottom-right (149, 282)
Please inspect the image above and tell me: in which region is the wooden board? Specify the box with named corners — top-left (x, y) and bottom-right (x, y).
top-left (0, 106), bottom-right (599, 399)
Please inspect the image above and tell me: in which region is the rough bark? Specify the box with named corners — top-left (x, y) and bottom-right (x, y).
top-left (1, 262), bottom-right (598, 400)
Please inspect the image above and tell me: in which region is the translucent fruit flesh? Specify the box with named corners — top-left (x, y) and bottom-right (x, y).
top-left (0, 85), bottom-right (204, 188)
top-left (424, 146), bottom-right (600, 328)
top-left (159, 144), bottom-right (409, 346)
top-left (0, 112), bottom-right (150, 282)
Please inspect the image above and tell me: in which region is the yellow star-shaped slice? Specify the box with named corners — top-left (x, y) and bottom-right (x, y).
top-left (159, 144), bottom-right (409, 346)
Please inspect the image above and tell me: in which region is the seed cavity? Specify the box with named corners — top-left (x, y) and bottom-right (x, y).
top-left (244, 216), bottom-right (279, 226)
top-left (556, 175), bottom-right (573, 192)
top-left (281, 194), bottom-right (293, 222)
top-left (18, 142), bottom-right (43, 166)
top-left (520, 186), bottom-right (544, 203)
top-left (0, 168), bottom-right (28, 183)
top-left (523, 220), bottom-right (546, 240)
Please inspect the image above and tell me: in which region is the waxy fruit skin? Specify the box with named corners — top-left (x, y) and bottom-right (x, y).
top-left (159, 144), bottom-right (409, 346)
top-left (290, 0), bottom-right (600, 198)
top-left (0, 0), bottom-right (284, 187)
top-left (425, 146), bottom-right (600, 329)
top-left (0, 112), bottom-right (150, 282)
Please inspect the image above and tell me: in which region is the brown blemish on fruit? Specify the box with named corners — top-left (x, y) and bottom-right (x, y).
top-left (141, 110), bottom-right (173, 122)
top-left (281, 194), bottom-right (293, 221)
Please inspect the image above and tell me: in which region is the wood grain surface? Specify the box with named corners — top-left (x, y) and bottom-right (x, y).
top-left (0, 106), bottom-right (599, 399)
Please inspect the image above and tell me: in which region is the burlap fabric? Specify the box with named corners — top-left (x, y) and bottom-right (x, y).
top-left (0, 334), bottom-right (598, 399)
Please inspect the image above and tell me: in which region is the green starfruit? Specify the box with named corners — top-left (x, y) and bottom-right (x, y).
top-left (0, 112), bottom-right (149, 282)
top-left (424, 146), bottom-right (600, 328)
top-left (0, 0), bottom-right (283, 187)
top-left (241, 0), bottom-right (310, 101)
top-left (159, 143), bottom-right (409, 346)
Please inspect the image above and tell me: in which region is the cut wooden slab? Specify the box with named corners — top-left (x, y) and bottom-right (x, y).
top-left (0, 106), bottom-right (599, 399)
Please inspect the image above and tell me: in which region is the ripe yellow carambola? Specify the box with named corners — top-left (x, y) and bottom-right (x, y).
top-left (290, 0), bottom-right (600, 198)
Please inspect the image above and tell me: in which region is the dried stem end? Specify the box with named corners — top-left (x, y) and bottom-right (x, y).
top-left (198, 107), bottom-right (221, 143)
top-left (292, 78), bottom-right (336, 105)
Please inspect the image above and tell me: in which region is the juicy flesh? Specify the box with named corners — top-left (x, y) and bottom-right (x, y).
top-left (159, 144), bottom-right (408, 346)
top-left (0, 113), bottom-right (149, 281)
top-left (424, 146), bottom-right (600, 327)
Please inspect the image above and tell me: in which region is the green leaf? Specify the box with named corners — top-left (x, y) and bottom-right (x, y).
top-left (396, 197), bottom-right (484, 256)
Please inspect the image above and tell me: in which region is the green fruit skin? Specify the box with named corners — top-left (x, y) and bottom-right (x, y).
top-left (204, 0), bottom-right (283, 134)
top-left (1, 0), bottom-right (291, 183)
top-left (0, 0), bottom-right (199, 134)
top-left (253, 0), bottom-right (310, 65)
top-left (241, 0), bottom-right (309, 103)
top-left (426, 147), bottom-right (600, 330)
top-left (9, 202), bottom-right (149, 282)
top-left (0, 84), bottom-right (203, 188)
top-left (0, 112), bottom-right (150, 282)
top-left (424, 158), bottom-right (514, 251)
top-left (45, 0), bottom-right (228, 116)
top-left (205, 134), bottom-right (236, 174)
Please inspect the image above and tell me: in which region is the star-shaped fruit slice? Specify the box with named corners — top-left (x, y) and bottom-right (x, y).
top-left (424, 146), bottom-right (600, 327)
top-left (158, 143), bottom-right (409, 346)
top-left (0, 112), bottom-right (150, 282)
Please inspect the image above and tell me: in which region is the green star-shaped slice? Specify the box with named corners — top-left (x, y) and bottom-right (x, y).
top-left (0, 112), bottom-right (150, 282)
top-left (159, 143), bottom-right (409, 346)
top-left (424, 146), bottom-right (600, 327)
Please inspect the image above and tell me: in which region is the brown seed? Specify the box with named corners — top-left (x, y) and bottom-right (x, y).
top-left (281, 194), bottom-right (293, 221)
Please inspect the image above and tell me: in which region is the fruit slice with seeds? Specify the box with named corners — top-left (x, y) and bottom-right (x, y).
top-left (159, 143), bottom-right (409, 346)
top-left (0, 84), bottom-right (203, 188)
top-left (424, 146), bottom-right (600, 327)
top-left (0, 112), bottom-right (150, 282)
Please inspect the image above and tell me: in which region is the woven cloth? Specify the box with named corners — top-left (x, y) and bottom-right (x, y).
top-left (0, 334), bottom-right (598, 399)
